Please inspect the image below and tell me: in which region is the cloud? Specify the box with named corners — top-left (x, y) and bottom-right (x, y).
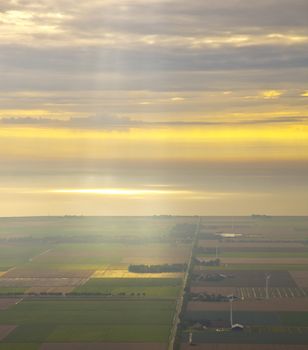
top-left (2, 114), bottom-right (308, 129)
top-left (261, 90), bottom-right (285, 99)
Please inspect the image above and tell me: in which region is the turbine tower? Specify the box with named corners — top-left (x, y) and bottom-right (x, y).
top-left (229, 296), bottom-right (234, 328)
top-left (265, 274), bottom-right (271, 299)
top-left (189, 332), bottom-right (193, 345)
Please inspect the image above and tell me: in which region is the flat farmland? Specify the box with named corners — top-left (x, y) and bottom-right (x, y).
top-left (198, 240), bottom-right (308, 250)
top-left (0, 216), bottom-right (198, 348)
top-left (0, 216), bottom-right (195, 241)
top-left (3, 268), bottom-right (93, 279)
top-left (0, 277), bottom-right (87, 294)
top-left (0, 243), bottom-right (50, 271)
top-left (185, 310), bottom-right (280, 327)
top-left (181, 216), bottom-right (308, 349)
top-left (200, 264), bottom-right (308, 271)
top-left (185, 310), bottom-right (308, 327)
top-left (0, 344), bottom-right (39, 350)
top-left (290, 271), bottom-right (308, 287)
top-left (0, 299), bottom-right (175, 343)
top-left (191, 286), bottom-right (308, 299)
top-left (187, 299), bottom-right (308, 312)
top-left (74, 278), bottom-right (181, 298)
top-left (200, 216), bottom-right (308, 241)
top-left (18, 242), bottom-right (190, 272)
top-left (92, 268), bottom-right (183, 279)
top-left (40, 343), bottom-right (166, 350)
top-left (191, 286), bottom-right (237, 295)
top-left (181, 344), bottom-right (308, 350)
top-left (0, 287), bottom-right (27, 294)
top-left (0, 299), bottom-right (21, 310)
top-left (192, 270), bottom-right (296, 287)
top-left (219, 258), bottom-right (308, 265)
top-left (198, 252), bottom-right (308, 259)
top-left (0, 325), bottom-right (17, 340)
top-left (181, 328), bottom-right (308, 345)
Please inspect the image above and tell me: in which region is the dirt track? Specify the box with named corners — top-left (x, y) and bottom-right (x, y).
top-left (0, 298), bottom-right (21, 310)
top-left (290, 271), bottom-right (308, 287)
top-left (0, 325), bottom-right (16, 340)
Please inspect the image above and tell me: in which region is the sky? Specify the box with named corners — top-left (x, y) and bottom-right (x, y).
top-left (0, 0), bottom-right (308, 216)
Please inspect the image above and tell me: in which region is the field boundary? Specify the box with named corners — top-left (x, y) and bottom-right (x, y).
top-left (168, 216), bottom-right (201, 350)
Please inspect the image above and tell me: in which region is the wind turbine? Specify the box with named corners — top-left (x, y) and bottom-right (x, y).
top-left (265, 274), bottom-right (271, 299)
top-left (229, 295), bottom-right (244, 330)
top-left (229, 295), bottom-right (234, 328)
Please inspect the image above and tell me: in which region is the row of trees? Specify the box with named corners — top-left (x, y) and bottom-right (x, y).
top-left (128, 263), bottom-right (187, 273)
top-left (194, 258), bottom-right (220, 266)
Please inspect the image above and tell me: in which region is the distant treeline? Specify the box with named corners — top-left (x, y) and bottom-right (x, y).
top-left (194, 258), bottom-right (220, 266)
top-left (0, 236), bottom-right (170, 245)
top-left (189, 291), bottom-right (229, 302)
top-left (168, 223), bottom-right (197, 241)
top-left (128, 263), bottom-right (187, 273)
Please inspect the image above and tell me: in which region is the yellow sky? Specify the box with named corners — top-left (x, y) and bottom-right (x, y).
top-left (1, 124), bottom-right (308, 161)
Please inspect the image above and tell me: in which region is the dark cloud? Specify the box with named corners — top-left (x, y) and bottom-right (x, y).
top-left (1, 43), bottom-right (307, 75)
top-left (61, 1), bottom-right (308, 36)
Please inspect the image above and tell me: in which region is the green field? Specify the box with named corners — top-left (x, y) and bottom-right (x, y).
top-left (0, 216), bottom-right (192, 240)
top-left (0, 243), bottom-right (50, 270)
top-left (1, 299), bottom-right (175, 343)
top-left (73, 278), bottom-right (182, 298)
top-left (0, 287), bottom-right (28, 294)
top-left (0, 345), bottom-right (39, 350)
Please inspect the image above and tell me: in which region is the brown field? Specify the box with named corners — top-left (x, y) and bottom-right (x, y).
top-left (0, 298), bottom-right (21, 310)
top-left (0, 325), bottom-right (16, 340)
top-left (26, 286), bottom-right (75, 294)
top-left (290, 271), bottom-right (308, 287)
top-left (187, 298), bottom-right (308, 312)
top-left (221, 258), bottom-right (308, 264)
top-left (192, 270), bottom-right (296, 288)
top-left (198, 241), bottom-right (305, 249)
top-left (40, 343), bottom-right (166, 350)
top-left (181, 344), bottom-right (308, 350)
top-left (3, 268), bottom-right (93, 279)
top-left (0, 277), bottom-right (88, 288)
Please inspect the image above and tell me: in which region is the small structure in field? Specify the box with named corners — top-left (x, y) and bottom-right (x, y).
top-left (231, 323), bottom-right (244, 331)
top-left (229, 295), bottom-right (244, 331)
top-left (218, 233), bottom-right (243, 238)
top-left (189, 332), bottom-right (194, 346)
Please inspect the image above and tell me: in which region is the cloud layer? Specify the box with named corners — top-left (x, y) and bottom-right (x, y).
top-left (0, 0), bottom-right (308, 215)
